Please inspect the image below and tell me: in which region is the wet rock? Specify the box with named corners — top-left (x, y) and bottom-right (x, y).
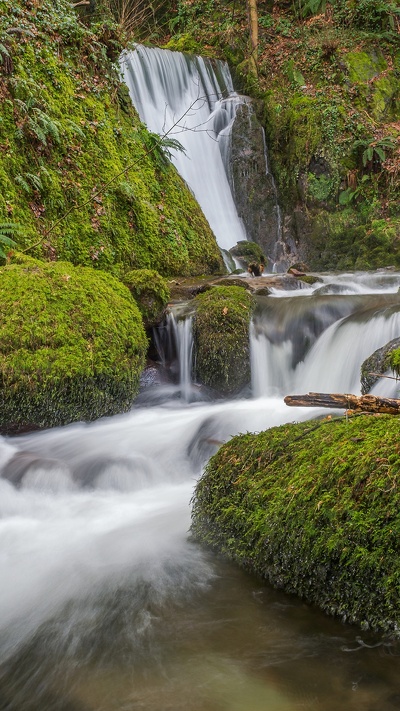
top-left (2, 452), bottom-right (71, 488)
top-left (230, 103), bottom-right (281, 261)
top-left (360, 338), bottom-right (400, 394)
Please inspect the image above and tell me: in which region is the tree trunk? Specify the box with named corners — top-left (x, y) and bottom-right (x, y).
top-left (247, 0), bottom-right (258, 75)
top-left (284, 392), bottom-right (400, 415)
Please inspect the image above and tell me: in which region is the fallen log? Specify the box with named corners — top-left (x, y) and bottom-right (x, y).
top-left (284, 392), bottom-right (400, 415)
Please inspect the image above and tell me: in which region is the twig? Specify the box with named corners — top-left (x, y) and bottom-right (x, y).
top-left (368, 372), bottom-right (399, 381)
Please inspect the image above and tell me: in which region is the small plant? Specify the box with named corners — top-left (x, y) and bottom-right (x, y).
top-left (14, 99), bottom-right (61, 148)
top-left (352, 136), bottom-right (396, 169)
top-left (292, 0), bottom-right (326, 18)
top-left (140, 130), bottom-right (186, 171)
top-left (339, 174), bottom-right (370, 205)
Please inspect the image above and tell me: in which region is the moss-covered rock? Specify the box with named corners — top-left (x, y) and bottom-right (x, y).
top-left (361, 338), bottom-right (400, 394)
top-left (192, 415), bottom-right (400, 634)
top-left (193, 285), bottom-right (255, 394)
top-left (229, 241), bottom-right (267, 268)
top-left (390, 348), bottom-right (400, 379)
top-left (0, 259), bottom-right (147, 432)
top-left (122, 268), bottom-right (170, 327)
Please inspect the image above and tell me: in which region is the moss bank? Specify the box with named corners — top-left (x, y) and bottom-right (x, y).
top-left (193, 285), bottom-right (254, 394)
top-left (192, 415), bottom-right (400, 634)
top-left (0, 259), bottom-right (147, 432)
top-left (0, 0), bottom-right (223, 277)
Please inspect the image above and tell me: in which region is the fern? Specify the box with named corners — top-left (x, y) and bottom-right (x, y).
top-left (0, 42), bottom-right (10, 60)
top-left (302, 0), bottom-right (326, 16)
top-left (26, 173), bottom-right (43, 192)
top-left (140, 131), bottom-right (186, 171)
top-left (15, 173), bottom-right (44, 193)
top-left (15, 174), bottom-right (31, 193)
top-left (65, 119), bottom-right (86, 139)
top-left (0, 223), bottom-right (22, 258)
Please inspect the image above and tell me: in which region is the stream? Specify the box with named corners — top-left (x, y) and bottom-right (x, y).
top-left (1, 271), bottom-right (400, 711)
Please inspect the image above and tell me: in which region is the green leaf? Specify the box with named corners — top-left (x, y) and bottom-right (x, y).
top-left (375, 146), bottom-right (386, 163)
top-left (339, 188), bottom-right (354, 205)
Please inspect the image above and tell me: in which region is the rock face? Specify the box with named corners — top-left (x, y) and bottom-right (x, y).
top-left (230, 102), bottom-right (297, 269)
top-left (361, 338), bottom-right (400, 394)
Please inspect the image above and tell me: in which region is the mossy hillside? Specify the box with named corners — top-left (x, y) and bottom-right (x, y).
top-left (122, 268), bottom-right (170, 327)
top-left (0, 0), bottom-right (224, 277)
top-left (0, 259), bottom-right (148, 432)
top-left (193, 285), bottom-right (255, 394)
top-left (192, 415), bottom-right (400, 634)
top-left (160, 1), bottom-right (400, 270)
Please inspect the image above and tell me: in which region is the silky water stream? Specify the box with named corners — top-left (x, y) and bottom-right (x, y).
top-left (1, 272), bottom-right (400, 711)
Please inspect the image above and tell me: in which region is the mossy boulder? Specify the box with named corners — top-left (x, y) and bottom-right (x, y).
top-left (122, 268), bottom-right (170, 327)
top-left (192, 415), bottom-right (400, 634)
top-left (193, 286), bottom-right (255, 394)
top-left (344, 50), bottom-right (399, 122)
top-left (229, 241), bottom-right (267, 269)
top-left (0, 259), bottom-right (147, 433)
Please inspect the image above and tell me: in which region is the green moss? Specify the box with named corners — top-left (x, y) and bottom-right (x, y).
top-left (229, 241), bottom-right (267, 267)
top-left (390, 348), bottom-right (400, 378)
top-left (0, 259), bottom-right (148, 431)
top-left (193, 286), bottom-right (255, 394)
top-left (345, 50), bottom-right (387, 84)
top-left (164, 34), bottom-right (201, 54)
top-left (192, 415), bottom-right (400, 634)
top-left (304, 210), bottom-right (400, 271)
top-left (372, 75), bottom-right (399, 121)
top-left (122, 268), bottom-right (170, 327)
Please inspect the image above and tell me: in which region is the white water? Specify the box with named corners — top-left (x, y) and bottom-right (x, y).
top-left (251, 297), bottom-right (400, 396)
top-left (120, 45), bottom-right (247, 250)
top-left (1, 273), bottom-right (400, 706)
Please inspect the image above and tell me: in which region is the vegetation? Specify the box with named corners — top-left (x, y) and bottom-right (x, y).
top-left (122, 268), bottom-right (170, 326)
top-left (153, 0), bottom-right (400, 270)
top-left (192, 414), bottom-right (400, 634)
top-left (193, 286), bottom-right (255, 394)
top-left (0, 257), bottom-right (148, 432)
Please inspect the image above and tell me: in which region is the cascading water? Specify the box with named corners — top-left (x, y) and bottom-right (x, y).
top-left (167, 311), bottom-right (194, 401)
top-left (120, 45), bottom-right (247, 251)
top-left (250, 290), bottom-right (400, 397)
top-left (2, 271), bottom-right (400, 711)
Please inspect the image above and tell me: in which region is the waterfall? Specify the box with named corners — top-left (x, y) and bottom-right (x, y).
top-left (120, 45), bottom-right (247, 251)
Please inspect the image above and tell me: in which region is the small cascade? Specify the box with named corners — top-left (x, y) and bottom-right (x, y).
top-left (169, 312), bottom-right (194, 401)
top-left (250, 291), bottom-right (400, 398)
top-left (120, 45), bottom-right (248, 251)
top-left (293, 304), bottom-right (400, 394)
top-left (151, 311), bottom-right (195, 401)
